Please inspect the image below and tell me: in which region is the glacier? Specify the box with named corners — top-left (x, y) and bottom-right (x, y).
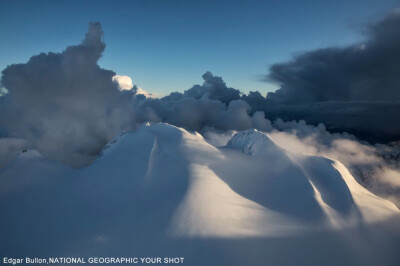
top-left (0, 123), bottom-right (399, 265)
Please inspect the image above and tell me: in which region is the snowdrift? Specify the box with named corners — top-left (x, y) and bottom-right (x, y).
top-left (1, 123), bottom-right (399, 265)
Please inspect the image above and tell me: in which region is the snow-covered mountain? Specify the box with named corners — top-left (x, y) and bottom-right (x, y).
top-left (1, 123), bottom-right (399, 265)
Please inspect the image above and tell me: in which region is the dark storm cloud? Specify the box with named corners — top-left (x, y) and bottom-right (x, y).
top-left (239, 11), bottom-right (400, 143)
top-left (266, 11), bottom-right (400, 103)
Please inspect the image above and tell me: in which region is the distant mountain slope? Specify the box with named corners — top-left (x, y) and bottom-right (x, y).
top-left (0, 123), bottom-right (399, 265)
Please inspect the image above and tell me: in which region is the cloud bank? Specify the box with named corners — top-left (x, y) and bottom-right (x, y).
top-left (266, 12), bottom-right (400, 103)
top-left (256, 11), bottom-right (400, 143)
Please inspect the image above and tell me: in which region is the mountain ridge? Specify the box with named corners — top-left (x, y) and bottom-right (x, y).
top-left (0, 123), bottom-right (399, 265)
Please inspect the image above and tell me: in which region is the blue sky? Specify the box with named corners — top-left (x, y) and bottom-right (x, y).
top-left (0, 0), bottom-right (398, 95)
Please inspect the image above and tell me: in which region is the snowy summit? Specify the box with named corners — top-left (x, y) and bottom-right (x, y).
top-left (0, 123), bottom-right (399, 265)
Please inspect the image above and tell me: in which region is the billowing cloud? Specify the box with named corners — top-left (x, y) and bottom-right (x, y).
top-left (113, 75), bottom-right (133, 90)
top-left (183, 71), bottom-right (241, 104)
top-left (0, 22), bottom-right (138, 167)
top-left (134, 72), bottom-right (272, 133)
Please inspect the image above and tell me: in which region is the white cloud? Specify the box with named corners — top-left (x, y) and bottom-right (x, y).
top-left (112, 75), bottom-right (158, 98)
top-left (134, 86), bottom-right (156, 98)
top-left (112, 75), bottom-right (133, 90)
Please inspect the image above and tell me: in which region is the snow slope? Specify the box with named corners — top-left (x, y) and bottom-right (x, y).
top-left (1, 123), bottom-right (399, 265)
